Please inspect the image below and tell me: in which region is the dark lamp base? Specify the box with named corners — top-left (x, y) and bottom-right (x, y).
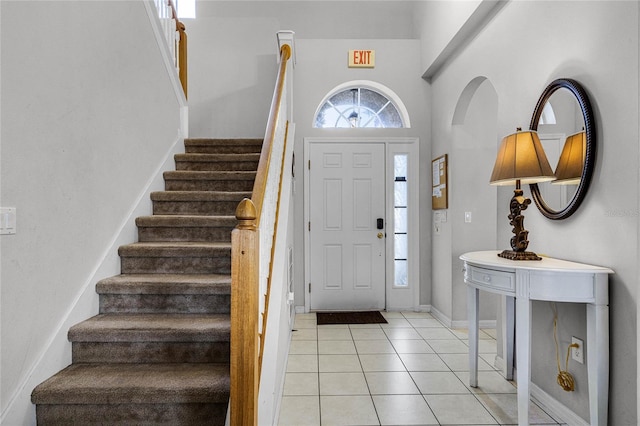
top-left (498, 250), bottom-right (542, 261)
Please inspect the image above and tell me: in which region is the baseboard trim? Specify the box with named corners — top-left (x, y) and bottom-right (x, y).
top-left (429, 306), bottom-right (496, 329)
top-left (530, 382), bottom-right (589, 426)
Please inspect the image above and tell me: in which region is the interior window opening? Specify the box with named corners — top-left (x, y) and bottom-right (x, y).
top-left (314, 84), bottom-right (408, 128)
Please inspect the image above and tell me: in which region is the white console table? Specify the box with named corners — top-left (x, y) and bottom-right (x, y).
top-left (461, 251), bottom-right (613, 426)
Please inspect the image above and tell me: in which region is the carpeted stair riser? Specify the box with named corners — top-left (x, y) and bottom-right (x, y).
top-left (32, 363), bottom-right (229, 426)
top-left (32, 139), bottom-right (261, 425)
top-left (151, 191), bottom-right (251, 216)
top-left (136, 216), bottom-right (236, 243)
top-left (185, 138), bottom-right (263, 155)
top-left (175, 153), bottom-right (260, 171)
top-left (99, 293), bottom-right (230, 314)
top-left (68, 314), bottom-right (230, 364)
top-left (164, 171), bottom-right (256, 192)
top-left (118, 243), bottom-right (231, 275)
top-left (73, 341), bottom-right (230, 364)
top-left (35, 402), bottom-right (227, 426)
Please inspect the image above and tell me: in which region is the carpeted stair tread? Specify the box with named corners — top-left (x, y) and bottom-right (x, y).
top-left (97, 274), bottom-right (230, 295)
top-left (163, 171), bottom-right (257, 180)
top-left (176, 153), bottom-right (260, 161)
top-left (136, 215), bottom-right (236, 227)
top-left (184, 138), bottom-right (263, 155)
top-left (118, 242), bottom-right (231, 257)
top-left (175, 153), bottom-right (260, 172)
top-left (31, 363), bottom-right (229, 405)
top-left (150, 191), bottom-right (251, 201)
top-left (68, 313), bottom-right (230, 342)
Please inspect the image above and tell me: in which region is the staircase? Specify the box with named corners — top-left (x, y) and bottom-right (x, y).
top-left (31, 138), bottom-right (263, 425)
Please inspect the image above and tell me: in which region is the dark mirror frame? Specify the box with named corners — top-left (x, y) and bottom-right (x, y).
top-left (529, 78), bottom-right (596, 220)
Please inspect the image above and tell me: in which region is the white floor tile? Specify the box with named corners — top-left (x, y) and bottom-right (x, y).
top-left (408, 318), bottom-right (444, 328)
top-left (350, 328), bottom-right (387, 340)
top-left (380, 318), bottom-right (412, 328)
top-left (373, 394), bottom-right (439, 425)
top-left (390, 339), bottom-right (434, 354)
top-left (382, 327), bottom-right (422, 340)
top-left (318, 354), bottom-right (362, 372)
top-left (416, 327), bottom-right (458, 340)
top-left (399, 353), bottom-right (450, 371)
top-left (318, 340), bottom-right (356, 355)
top-left (294, 319), bottom-right (318, 329)
top-left (289, 340), bottom-right (318, 355)
top-left (456, 371), bottom-right (517, 394)
top-left (365, 371), bottom-right (420, 394)
top-left (439, 353), bottom-right (495, 371)
top-left (283, 372), bottom-right (319, 396)
top-left (401, 311), bottom-right (435, 319)
top-left (320, 395), bottom-right (379, 426)
top-left (287, 354), bottom-right (318, 373)
top-left (354, 339), bottom-right (396, 354)
top-left (318, 328), bottom-right (353, 340)
top-left (319, 372), bottom-right (369, 395)
top-left (428, 339), bottom-right (470, 354)
top-left (278, 396), bottom-right (320, 426)
top-left (292, 328), bottom-right (318, 340)
top-left (425, 394), bottom-right (498, 424)
top-left (359, 353), bottom-right (406, 371)
top-left (410, 371), bottom-right (471, 394)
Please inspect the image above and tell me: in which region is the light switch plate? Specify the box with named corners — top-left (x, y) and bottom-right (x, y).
top-left (0, 207), bottom-right (16, 235)
top-left (465, 211), bottom-right (472, 223)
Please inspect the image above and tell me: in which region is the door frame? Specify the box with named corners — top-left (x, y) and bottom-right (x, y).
top-left (303, 137), bottom-right (420, 312)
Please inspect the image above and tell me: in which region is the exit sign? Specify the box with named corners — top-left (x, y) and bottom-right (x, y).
top-left (348, 50), bottom-right (375, 68)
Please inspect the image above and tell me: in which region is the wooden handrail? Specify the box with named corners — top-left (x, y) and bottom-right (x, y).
top-left (161, 0), bottom-right (188, 98)
top-left (230, 42), bottom-right (292, 426)
top-left (250, 44), bottom-right (291, 221)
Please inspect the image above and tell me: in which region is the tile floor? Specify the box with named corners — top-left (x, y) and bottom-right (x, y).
top-left (277, 311), bottom-right (565, 426)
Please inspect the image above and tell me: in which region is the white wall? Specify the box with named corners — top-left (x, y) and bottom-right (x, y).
top-left (292, 39), bottom-right (431, 309)
top-left (186, 1), bottom-right (432, 310)
top-left (426, 1), bottom-right (638, 423)
top-left (0, 1), bottom-right (184, 423)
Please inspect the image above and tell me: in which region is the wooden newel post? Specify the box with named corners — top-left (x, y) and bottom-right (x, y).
top-left (230, 198), bottom-right (259, 425)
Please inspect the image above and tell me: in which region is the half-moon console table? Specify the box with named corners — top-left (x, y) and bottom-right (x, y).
top-left (461, 251), bottom-right (613, 426)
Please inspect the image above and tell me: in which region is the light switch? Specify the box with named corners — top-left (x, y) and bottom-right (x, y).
top-left (465, 211), bottom-right (472, 223)
top-left (0, 207), bottom-right (16, 235)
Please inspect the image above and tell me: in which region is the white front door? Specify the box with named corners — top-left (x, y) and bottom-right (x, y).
top-left (308, 142), bottom-right (386, 311)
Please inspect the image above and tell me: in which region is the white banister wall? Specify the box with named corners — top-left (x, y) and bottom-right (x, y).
top-left (154, 0), bottom-right (178, 69)
top-left (256, 32), bottom-right (296, 425)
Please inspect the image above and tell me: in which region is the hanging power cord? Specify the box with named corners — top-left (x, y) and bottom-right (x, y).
top-left (551, 303), bottom-right (579, 392)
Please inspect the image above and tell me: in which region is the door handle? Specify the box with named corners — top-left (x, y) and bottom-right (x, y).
top-left (377, 232), bottom-right (384, 239)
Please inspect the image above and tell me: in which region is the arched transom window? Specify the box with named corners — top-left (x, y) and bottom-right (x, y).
top-left (314, 81), bottom-right (409, 128)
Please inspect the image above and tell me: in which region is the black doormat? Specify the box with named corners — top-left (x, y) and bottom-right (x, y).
top-left (316, 311), bottom-right (387, 325)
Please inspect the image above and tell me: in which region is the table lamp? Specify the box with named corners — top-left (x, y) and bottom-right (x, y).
top-left (490, 129), bottom-right (556, 260)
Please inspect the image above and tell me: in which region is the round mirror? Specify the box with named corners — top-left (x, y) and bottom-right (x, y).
top-left (529, 78), bottom-right (596, 220)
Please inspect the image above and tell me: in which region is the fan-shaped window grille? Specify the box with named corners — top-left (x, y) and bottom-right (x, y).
top-left (314, 86), bottom-right (407, 128)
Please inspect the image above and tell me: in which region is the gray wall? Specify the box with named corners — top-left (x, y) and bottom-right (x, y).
top-left (426, 1), bottom-right (638, 423)
top-left (1, 1), bottom-right (184, 423)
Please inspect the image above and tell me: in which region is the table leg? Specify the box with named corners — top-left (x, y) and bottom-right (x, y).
top-left (516, 297), bottom-right (532, 426)
top-left (505, 295), bottom-right (515, 380)
top-left (587, 304), bottom-right (609, 425)
top-left (467, 286), bottom-right (479, 387)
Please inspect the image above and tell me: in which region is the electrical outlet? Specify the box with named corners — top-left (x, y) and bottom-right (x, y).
top-left (571, 337), bottom-right (584, 364)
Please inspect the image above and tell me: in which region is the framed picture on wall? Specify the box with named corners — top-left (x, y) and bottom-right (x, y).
top-left (432, 154), bottom-right (448, 210)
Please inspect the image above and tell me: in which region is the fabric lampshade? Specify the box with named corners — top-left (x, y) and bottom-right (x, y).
top-left (490, 130), bottom-right (556, 186)
top-left (552, 131), bottom-right (586, 185)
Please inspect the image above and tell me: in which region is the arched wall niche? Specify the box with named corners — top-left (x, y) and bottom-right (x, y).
top-left (432, 76), bottom-right (500, 328)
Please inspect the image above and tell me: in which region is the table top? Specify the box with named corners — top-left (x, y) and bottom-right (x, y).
top-left (461, 251), bottom-right (614, 275)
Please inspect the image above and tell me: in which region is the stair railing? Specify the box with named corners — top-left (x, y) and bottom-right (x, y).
top-left (230, 36), bottom-right (293, 426)
top-left (154, 0), bottom-right (188, 98)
